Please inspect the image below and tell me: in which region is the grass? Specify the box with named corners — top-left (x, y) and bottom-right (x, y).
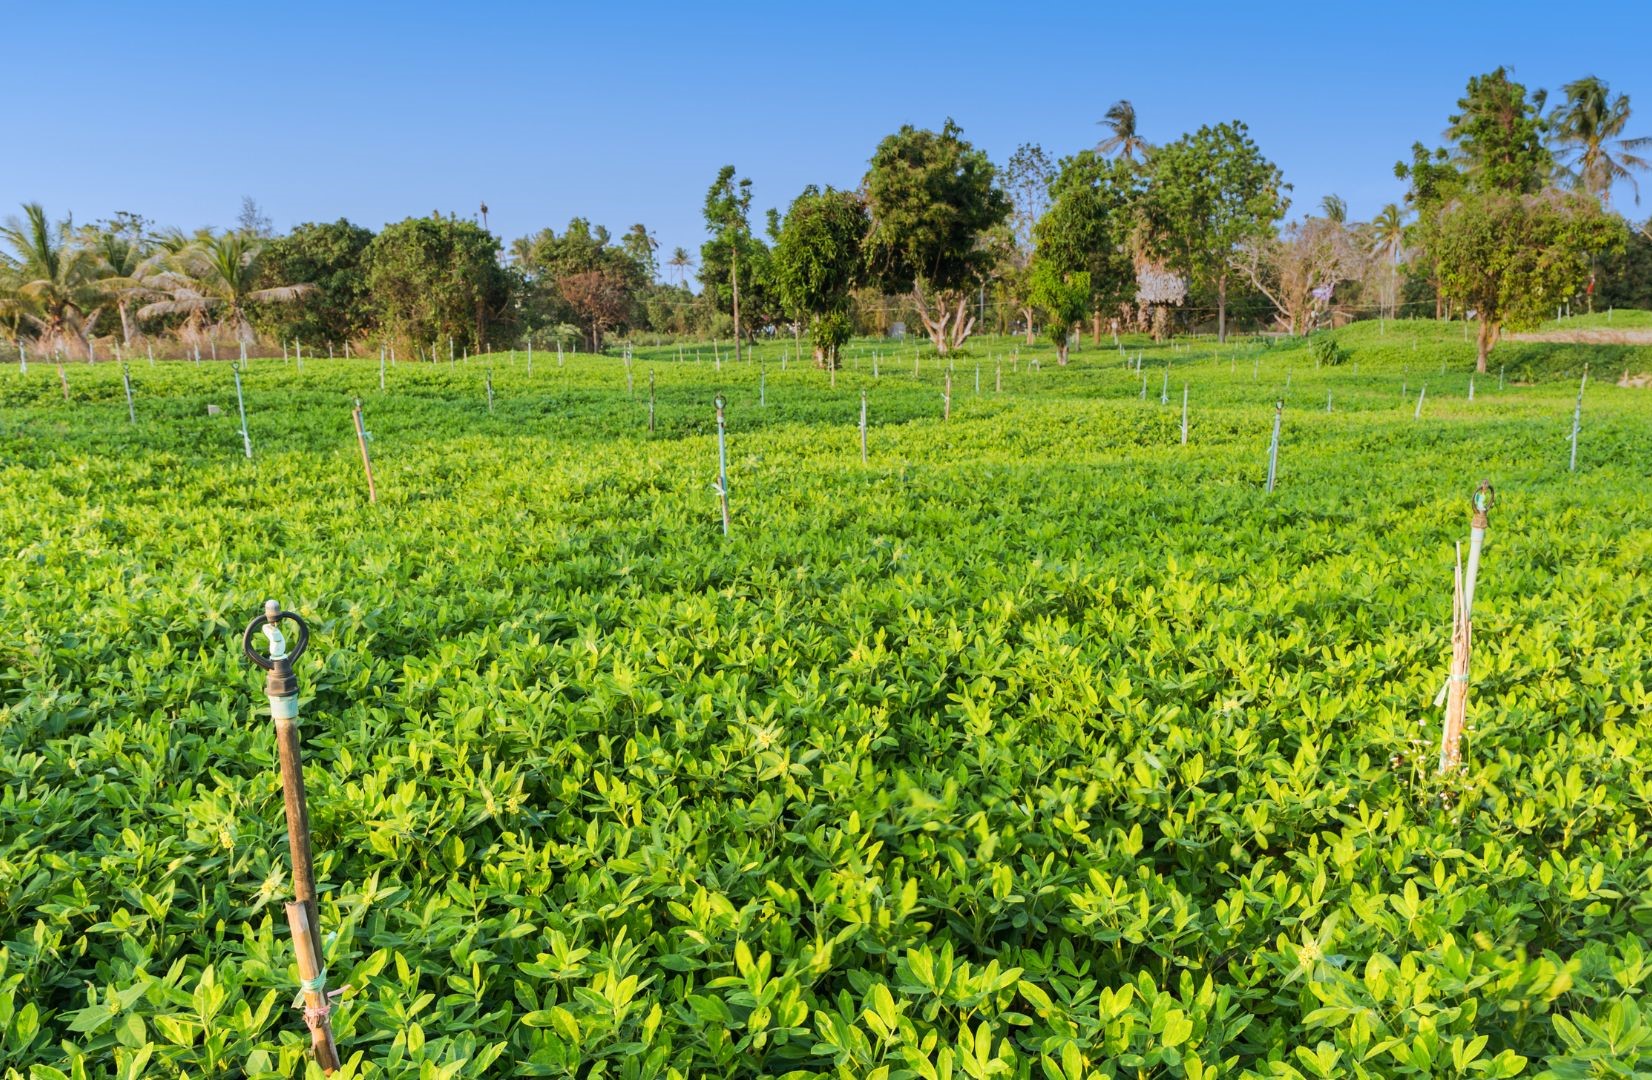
top-left (1, 323), bottom-right (1649, 1077)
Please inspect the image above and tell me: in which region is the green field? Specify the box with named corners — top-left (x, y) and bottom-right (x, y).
top-left (2, 321), bottom-right (1650, 1079)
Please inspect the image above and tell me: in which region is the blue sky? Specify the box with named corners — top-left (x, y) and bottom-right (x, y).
top-left (8, 0), bottom-right (1651, 275)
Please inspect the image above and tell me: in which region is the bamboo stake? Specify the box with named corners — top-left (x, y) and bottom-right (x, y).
top-left (714, 396), bottom-right (729, 536)
top-left (1572, 368), bottom-right (1585, 475)
top-left (1180, 384), bottom-right (1189, 444)
top-left (1265, 400), bottom-right (1282, 493)
top-left (233, 361), bottom-right (252, 459)
top-left (859, 390), bottom-right (868, 463)
top-left (649, 370), bottom-right (656, 432)
top-left (943, 370), bottom-right (951, 420)
top-left (1437, 544), bottom-right (1472, 773)
top-left (122, 362), bottom-right (135, 423)
top-left (284, 902), bottom-right (341, 1072)
top-left (353, 399), bottom-right (377, 503)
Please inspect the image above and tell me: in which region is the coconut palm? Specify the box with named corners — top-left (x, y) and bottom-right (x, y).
top-left (1319, 194), bottom-right (1348, 224)
top-left (88, 231), bottom-right (168, 346)
top-left (1551, 76), bottom-right (1651, 207)
top-left (1368, 203), bottom-right (1408, 319)
top-left (140, 232), bottom-right (310, 343)
top-left (0, 203), bottom-right (106, 352)
top-left (1369, 204), bottom-right (1406, 263)
top-left (1096, 100), bottom-right (1149, 163)
top-left (667, 246), bottom-right (695, 288)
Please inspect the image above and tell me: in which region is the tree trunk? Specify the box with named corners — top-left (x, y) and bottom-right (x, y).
top-left (1057, 339), bottom-right (1069, 365)
top-left (913, 287), bottom-right (951, 355)
top-left (1475, 320), bottom-right (1497, 373)
top-left (948, 293), bottom-right (975, 351)
top-left (1092, 305), bottom-right (1101, 345)
top-left (1023, 306), bottom-right (1034, 344)
top-left (731, 243), bottom-right (741, 365)
top-left (1217, 274), bottom-right (1228, 344)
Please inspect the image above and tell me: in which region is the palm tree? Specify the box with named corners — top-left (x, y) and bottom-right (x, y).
top-left (667, 245), bottom-right (695, 288)
top-left (88, 230), bottom-right (167, 346)
top-left (1319, 194), bottom-right (1348, 224)
top-left (0, 203), bottom-right (105, 352)
top-left (1368, 203), bottom-right (1408, 319)
top-left (1096, 100), bottom-right (1149, 163)
top-left (140, 232), bottom-right (310, 343)
top-left (1551, 76), bottom-right (1651, 207)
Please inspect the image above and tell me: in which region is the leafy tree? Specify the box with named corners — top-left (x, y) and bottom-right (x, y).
top-left (772, 186), bottom-right (866, 368)
top-left (1395, 143), bottom-right (1467, 317)
top-left (558, 269), bottom-right (632, 351)
top-left (1028, 261), bottom-right (1089, 364)
top-left (364, 215), bottom-right (513, 354)
top-left (1033, 151), bottom-right (1140, 342)
top-left (996, 144), bottom-right (1053, 344)
top-left (1139, 122), bottom-right (1289, 341)
top-left (0, 203), bottom-right (105, 351)
top-left (251, 219), bottom-right (374, 348)
top-left (1096, 100), bottom-right (1149, 163)
top-left (237, 196), bottom-right (274, 238)
top-left (703, 167), bottom-right (754, 360)
top-left (512, 218), bottom-right (649, 342)
top-left (1232, 211), bottom-right (1366, 335)
top-left (1447, 67), bottom-right (1552, 195)
top-left (863, 119), bottom-right (1009, 355)
top-left (141, 232), bottom-right (312, 344)
top-left (621, 224), bottom-right (659, 281)
top-left (1551, 76), bottom-right (1650, 208)
top-left (1594, 215), bottom-right (1652, 309)
top-left (1434, 189), bottom-right (1623, 371)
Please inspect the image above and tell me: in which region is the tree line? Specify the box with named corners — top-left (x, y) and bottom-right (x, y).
top-left (3, 70), bottom-right (1648, 371)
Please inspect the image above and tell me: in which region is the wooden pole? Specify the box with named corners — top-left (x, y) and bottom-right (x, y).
top-left (245, 601), bottom-right (340, 1072)
top-left (1438, 544), bottom-right (1472, 773)
top-left (353, 400), bottom-right (377, 503)
top-left (859, 390), bottom-right (868, 464)
top-left (649, 370), bottom-right (656, 432)
top-left (1265, 400), bottom-right (1282, 493)
top-left (715, 396), bottom-right (730, 536)
top-left (943, 370), bottom-right (951, 420)
top-left (1180, 384), bottom-right (1188, 445)
top-left (284, 902), bottom-right (341, 1072)
top-left (122, 363), bottom-right (135, 423)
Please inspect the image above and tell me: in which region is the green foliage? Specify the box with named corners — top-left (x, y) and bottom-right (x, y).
top-left (1434, 190), bottom-right (1626, 367)
top-left (251, 219), bottom-right (375, 348)
top-left (0, 330), bottom-right (1650, 1077)
top-left (1309, 332), bottom-right (1349, 366)
top-left (1034, 151), bottom-right (1139, 310)
top-left (1448, 68), bottom-right (1553, 195)
top-left (863, 119), bottom-right (1010, 352)
top-left (773, 186), bottom-right (866, 368)
top-left (1028, 261), bottom-right (1090, 363)
top-left (363, 215), bottom-right (514, 353)
top-left (1139, 122), bottom-right (1289, 336)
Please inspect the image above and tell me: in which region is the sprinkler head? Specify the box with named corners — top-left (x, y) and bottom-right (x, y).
top-left (1471, 480), bottom-right (1495, 528)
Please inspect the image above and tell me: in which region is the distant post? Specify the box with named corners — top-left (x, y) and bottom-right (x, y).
top-left (1265, 400), bottom-right (1282, 493)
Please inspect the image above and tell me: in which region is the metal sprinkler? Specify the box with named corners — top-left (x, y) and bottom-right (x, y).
top-left (242, 602), bottom-right (341, 1072)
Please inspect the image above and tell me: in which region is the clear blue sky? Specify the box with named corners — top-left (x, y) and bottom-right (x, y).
top-left (8, 0), bottom-right (1651, 275)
